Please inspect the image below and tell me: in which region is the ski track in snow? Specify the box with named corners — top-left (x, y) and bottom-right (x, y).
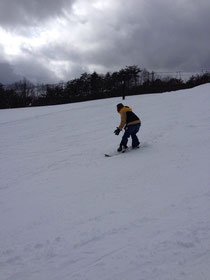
top-left (0, 84), bottom-right (210, 280)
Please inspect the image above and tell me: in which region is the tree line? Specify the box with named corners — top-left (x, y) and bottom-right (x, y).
top-left (0, 65), bottom-right (210, 109)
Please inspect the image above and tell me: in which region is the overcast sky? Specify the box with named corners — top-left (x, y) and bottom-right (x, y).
top-left (0, 0), bottom-right (209, 84)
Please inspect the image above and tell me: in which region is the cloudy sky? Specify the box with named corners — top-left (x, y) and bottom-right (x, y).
top-left (0, 0), bottom-right (209, 84)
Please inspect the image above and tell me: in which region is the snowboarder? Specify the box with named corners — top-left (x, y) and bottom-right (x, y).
top-left (114, 103), bottom-right (141, 152)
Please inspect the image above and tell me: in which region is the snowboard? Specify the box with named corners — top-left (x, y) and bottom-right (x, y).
top-left (105, 146), bottom-right (140, 157)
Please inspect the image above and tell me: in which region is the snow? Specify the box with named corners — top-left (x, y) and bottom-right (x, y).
top-left (0, 84), bottom-right (210, 280)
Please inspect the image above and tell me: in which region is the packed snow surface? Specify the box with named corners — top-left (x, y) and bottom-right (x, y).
top-left (0, 84), bottom-right (210, 280)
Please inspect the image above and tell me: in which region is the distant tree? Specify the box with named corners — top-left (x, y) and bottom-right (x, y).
top-left (186, 73), bottom-right (210, 88)
top-left (1, 66), bottom-right (209, 109)
top-left (90, 71), bottom-right (103, 96)
top-left (119, 65), bottom-right (141, 88)
top-left (103, 72), bottom-right (114, 96)
top-left (125, 65), bottom-right (141, 86)
top-left (141, 69), bottom-right (150, 84)
top-left (116, 65), bottom-right (141, 98)
top-left (8, 78), bottom-right (35, 107)
top-left (0, 83), bottom-right (7, 108)
top-left (43, 83), bottom-right (64, 105)
top-left (78, 72), bottom-right (91, 96)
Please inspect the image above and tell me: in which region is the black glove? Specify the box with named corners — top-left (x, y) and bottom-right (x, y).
top-left (114, 127), bottom-right (121, 135)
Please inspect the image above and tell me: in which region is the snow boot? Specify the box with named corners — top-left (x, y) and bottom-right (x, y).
top-left (132, 142), bottom-right (140, 149)
top-left (117, 143), bottom-right (128, 152)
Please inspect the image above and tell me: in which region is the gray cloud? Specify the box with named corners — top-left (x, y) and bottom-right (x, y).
top-left (0, 45), bottom-right (21, 83)
top-left (0, 44), bottom-right (57, 84)
top-left (77, 0), bottom-right (210, 73)
top-left (0, 62), bottom-right (22, 84)
top-left (0, 57), bottom-right (58, 84)
top-left (0, 0), bottom-right (210, 84)
top-left (48, 0), bottom-right (210, 75)
top-left (0, 0), bottom-right (75, 27)
top-left (13, 58), bottom-right (58, 84)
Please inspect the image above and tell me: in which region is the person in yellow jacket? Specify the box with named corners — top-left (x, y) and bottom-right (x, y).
top-left (114, 103), bottom-right (141, 152)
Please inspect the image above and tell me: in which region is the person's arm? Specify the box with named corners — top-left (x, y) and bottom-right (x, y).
top-left (118, 111), bottom-right (126, 130)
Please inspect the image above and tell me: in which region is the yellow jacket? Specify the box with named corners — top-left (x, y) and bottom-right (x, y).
top-left (118, 106), bottom-right (141, 130)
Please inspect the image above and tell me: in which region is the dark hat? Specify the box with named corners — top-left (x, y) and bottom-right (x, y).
top-left (116, 103), bottom-right (124, 110)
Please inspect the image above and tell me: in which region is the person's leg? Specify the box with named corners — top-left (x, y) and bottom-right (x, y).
top-left (131, 123), bottom-right (140, 147)
top-left (117, 127), bottom-right (131, 151)
top-left (121, 127), bottom-right (132, 147)
top-left (118, 124), bottom-right (140, 151)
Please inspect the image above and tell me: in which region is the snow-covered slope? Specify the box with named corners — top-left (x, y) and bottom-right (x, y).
top-left (0, 84), bottom-right (210, 280)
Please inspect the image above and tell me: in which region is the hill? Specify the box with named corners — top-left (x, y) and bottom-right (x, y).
top-left (0, 84), bottom-right (210, 280)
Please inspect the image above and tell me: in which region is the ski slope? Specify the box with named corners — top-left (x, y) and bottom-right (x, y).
top-left (0, 84), bottom-right (210, 280)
